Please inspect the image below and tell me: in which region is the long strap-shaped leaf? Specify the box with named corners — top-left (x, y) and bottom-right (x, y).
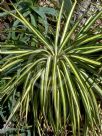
top-left (43, 57), bottom-right (51, 111)
top-left (25, 93), bottom-right (29, 121)
top-left (63, 55), bottom-right (93, 124)
top-left (12, 3), bottom-right (54, 54)
top-left (70, 55), bottom-right (101, 65)
top-left (40, 70), bottom-right (45, 111)
top-left (1, 58), bottom-right (46, 98)
top-left (1, 63), bottom-right (32, 100)
top-left (60, 0), bottom-right (77, 45)
top-left (52, 56), bottom-right (59, 129)
top-left (71, 45), bottom-right (102, 51)
top-left (81, 71), bottom-right (102, 97)
top-left (61, 60), bottom-right (80, 132)
top-left (59, 21), bottom-right (79, 53)
top-left (67, 45), bottom-right (102, 54)
top-left (1, 50), bottom-right (32, 54)
top-left (57, 65), bottom-right (66, 126)
top-left (74, 60), bottom-right (102, 84)
top-left (62, 61), bottom-right (80, 110)
top-left (21, 72), bottom-right (31, 121)
top-left (74, 34), bottom-right (102, 47)
top-left (0, 6), bottom-right (53, 55)
top-left (1, 49), bottom-right (49, 68)
top-left (0, 63), bottom-right (32, 93)
top-left (1, 49), bottom-right (50, 55)
top-left (1, 59), bottom-right (23, 72)
top-left (60, 68), bottom-right (77, 135)
top-left (78, 10), bottom-right (102, 35)
top-left (21, 70), bottom-right (43, 104)
top-left (4, 69), bottom-right (43, 127)
top-left (82, 48), bottom-right (102, 54)
top-left (55, 1), bottom-right (64, 54)
top-left (80, 72), bottom-right (100, 124)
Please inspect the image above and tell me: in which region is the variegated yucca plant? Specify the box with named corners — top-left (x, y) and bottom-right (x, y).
top-left (0, 0), bottom-right (102, 135)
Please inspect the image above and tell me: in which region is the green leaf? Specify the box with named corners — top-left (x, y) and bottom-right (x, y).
top-left (60, 0), bottom-right (77, 45)
top-left (57, 65), bottom-right (66, 125)
top-left (70, 55), bottom-right (101, 65)
top-left (59, 0), bottom-right (72, 13)
top-left (55, 1), bottom-right (64, 54)
top-left (63, 55), bottom-right (93, 124)
top-left (61, 60), bottom-right (80, 135)
top-left (1, 59), bottom-right (23, 72)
